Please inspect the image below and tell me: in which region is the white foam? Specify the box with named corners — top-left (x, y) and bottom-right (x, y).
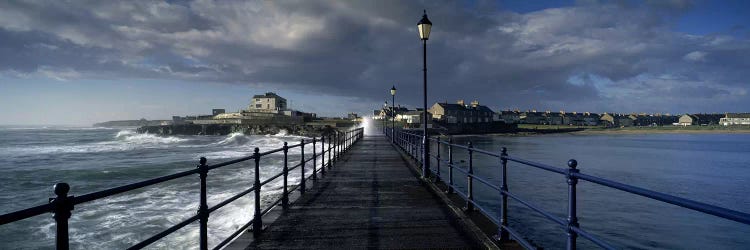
top-left (114, 130), bottom-right (188, 144)
top-left (213, 132), bottom-right (251, 146)
top-left (274, 129), bottom-right (288, 136)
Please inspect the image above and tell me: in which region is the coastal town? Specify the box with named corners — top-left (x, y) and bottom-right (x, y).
top-left (95, 91), bottom-right (750, 135)
top-left (375, 99), bottom-right (750, 131)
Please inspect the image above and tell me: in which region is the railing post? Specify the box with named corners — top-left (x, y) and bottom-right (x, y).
top-left (466, 141), bottom-right (474, 212)
top-left (413, 134), bottom-right (417, 159)
top-left (197, 157), bottom-right (209, 250)
top-left (321, 136), bottom-right (326, 174)
top-left (566, 159), bottom-right (580, 250)
top-left (336, 131), bottom-right (339, 156)
top-left (300, 139), bottom-right (306, 194)
top-left (312, 138), bottom-right (317, 181)
top-left (422, 135), bottom-right (430, 179)
top-left (434, 138), bottom-right (440, 182)
top-left (498, 147), bottom-right (509, 242)
top-left (282, 142), bottom-right (289, 208)
top-left (447, 137), bottom-right (454, 194)
top-left (51, 183), bottom-right (73, 250)
top-left (413, 135), bottom-right (416, 159)
top-left (252, 148), bottom-right (262, 237)
top-left (327, 135), bottom-right (332, 169)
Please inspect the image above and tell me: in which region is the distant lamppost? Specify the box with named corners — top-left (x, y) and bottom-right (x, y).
top-left (417, 10), bottom-right (432, 179)
top-left (390, 85), bottom-right (397, 143)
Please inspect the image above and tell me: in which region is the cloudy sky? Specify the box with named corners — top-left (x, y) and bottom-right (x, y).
top-left (1, 0), bottom-right (749, 125)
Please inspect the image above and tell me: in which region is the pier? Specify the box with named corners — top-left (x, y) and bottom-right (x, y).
top-left (228, 135), bottom-right (485, 249)
top-left (1, 125), bottom-right (750, 249)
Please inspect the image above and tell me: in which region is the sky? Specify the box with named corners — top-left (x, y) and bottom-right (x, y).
top-left (1, 0), bottom-right (749, 125)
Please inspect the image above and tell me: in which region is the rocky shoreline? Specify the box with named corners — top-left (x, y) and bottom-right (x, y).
top-left (136, 124), bottom-right (342, 137)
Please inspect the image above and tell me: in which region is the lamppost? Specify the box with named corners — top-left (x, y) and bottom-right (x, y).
top-left (390, 85), bottom-right (396, 143)
top-left (417, 10), bottom-right (432, 179)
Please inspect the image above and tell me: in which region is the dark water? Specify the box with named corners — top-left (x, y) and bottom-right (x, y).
top-left (0, 126), bottom-right (329, 249)
top-left (435, 133), bottom-right (750, 249)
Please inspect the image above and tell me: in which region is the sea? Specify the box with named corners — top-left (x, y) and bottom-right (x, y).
top-left (1, 125), bottom-right (749, 249)
top-left (439, 133), bottom-right (750, 249)
top-left (0, 125), bottom-right (327, 249)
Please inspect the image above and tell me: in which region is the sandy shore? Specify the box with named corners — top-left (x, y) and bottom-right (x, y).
top-left (570, 128), bottom-right (750, 135)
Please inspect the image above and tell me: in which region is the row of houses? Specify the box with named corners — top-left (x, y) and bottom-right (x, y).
top-left (376, 99), bottom-right (750, 127)
top-left (680, 113), bottom-right (750, 126)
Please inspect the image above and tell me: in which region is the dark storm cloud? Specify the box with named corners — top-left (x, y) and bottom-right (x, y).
top-left (1, 0), bottom-right (749, 113)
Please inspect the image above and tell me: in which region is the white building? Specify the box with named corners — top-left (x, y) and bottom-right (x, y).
top-left (249, 92), bottom-right (287, 113)
top-left (720, 113), bottom-right (750, 126)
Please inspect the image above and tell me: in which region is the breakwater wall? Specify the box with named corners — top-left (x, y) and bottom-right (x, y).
top-left (435, 121), bottom-right (518, 135)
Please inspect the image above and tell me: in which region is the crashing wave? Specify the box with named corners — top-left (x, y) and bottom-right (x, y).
top-left (114, 130), bottom-right (187, 144)
top-left (214, 132), bottom-right (251, 146)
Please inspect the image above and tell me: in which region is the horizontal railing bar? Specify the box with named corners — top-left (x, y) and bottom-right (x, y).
top-left (473, 202), bottom-right (500, 224)
top-left (571, 226), bottom-right (617, 250)
top-left (213, 217), bottom-right (255, 250)
top-left (451, 165), bottom-right (470, 175)
top-left (288, 182), bottom-right (302, 194)
top-left (451, 186), bottom-right (469, 201)
top-left (260, 172), bottom-right (285, 187)
top-left (505, 156), bottom-right (567, 175)
top-left (208, 155), bottom-right (257, 170)
top-left (208, 186), bottom-right (256, 213)
top-left (471, 147), bottom-right (502, 158)
top-left (260, 196), bottom-right (282, 217)
top-left (501, 224), bottom-right (537, 250)
top-left (287, 162), bottom-right (303, 171)
top-left (259, 147), bottom-right (285, 156)
top-left (127, 214), bottom-right (200, 250)
top-left (471, 174), bottom-right (502, 192)
top-left (303, 155), bottom-right (316, 164)
top-left (575, 172), bottom-right (750, 225)
top-left (75, 168), bottom-right (201, 204)
top-left (0, 203), bottom-right (52, 225)
top-left (504, 190), bottom-right (567, 227)
top-left (440, 159), bottom-right (451, 165)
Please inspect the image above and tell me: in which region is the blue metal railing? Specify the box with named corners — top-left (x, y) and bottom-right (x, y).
top-left (385, 128), bottom-right (750, 249)
top-left (0, 128), bottom-right (364, 250)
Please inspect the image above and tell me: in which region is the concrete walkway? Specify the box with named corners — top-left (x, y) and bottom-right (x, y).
top-left (240, 135), bottom-right (480, 249)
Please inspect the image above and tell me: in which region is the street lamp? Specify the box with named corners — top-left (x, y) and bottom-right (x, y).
top-left (417, 10), bottom-right (431, 179)
top-left (390, 85), bottom-right (396, 143)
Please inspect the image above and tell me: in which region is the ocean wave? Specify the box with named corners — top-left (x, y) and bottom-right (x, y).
top-left (0, 126), bottom-right (119, 131)
top-left (274, 129), bottom-right (288, 136)
top-left (0, 131), bottom-right (189, 156)
top-left (114, 130), bottom-right (187, 144)
top-left (213, 132), bottom-right (251, 146)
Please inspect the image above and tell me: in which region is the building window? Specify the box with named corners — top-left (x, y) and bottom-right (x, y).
top-left (255, 104), bottom-right (262, 108)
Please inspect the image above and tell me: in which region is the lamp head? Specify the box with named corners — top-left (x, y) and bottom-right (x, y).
top-left (417, 10), bottom-right (432, 40)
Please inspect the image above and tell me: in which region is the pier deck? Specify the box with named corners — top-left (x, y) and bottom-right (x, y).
top-left (234, 135), bottom-right (482, 249)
